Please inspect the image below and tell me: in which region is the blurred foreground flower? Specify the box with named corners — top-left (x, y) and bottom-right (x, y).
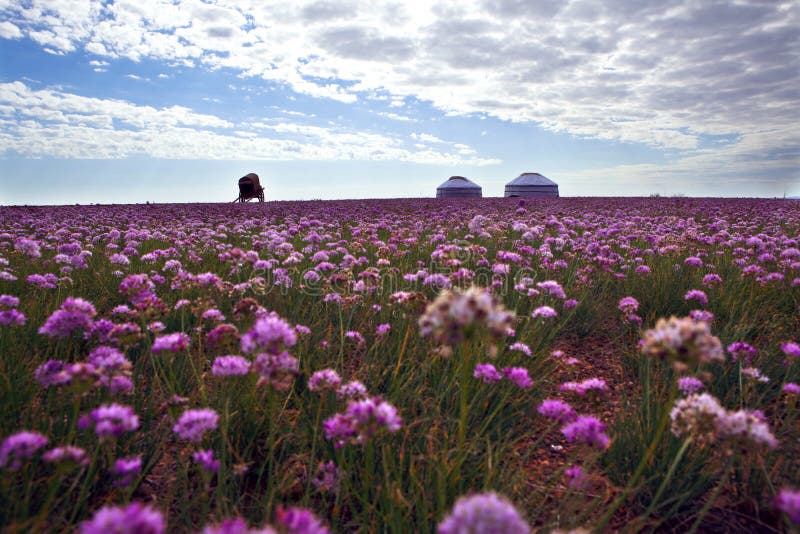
top-left (670, 393), bottom-right (777, 449)
top-left (79, 502), bottom-right (164, 534)
top-left (0, 430), bottom-right (48, 470)
top-left (774, 488), bottom-right (800, 525)
top-left (419, 286), bottom-right (514, 346)
top-left (438, 492), bottom-right (530, 534)
top-left (639, 316), bottom-right (724, 371)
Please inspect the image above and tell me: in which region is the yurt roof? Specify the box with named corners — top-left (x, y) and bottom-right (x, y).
top-left (506, 172), bottom-right (557, 187)
top-left (437, 176), bottom-right (481, 189)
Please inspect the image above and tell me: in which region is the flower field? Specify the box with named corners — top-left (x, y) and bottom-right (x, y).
top-left (0, 197), bottom-right (798, 533)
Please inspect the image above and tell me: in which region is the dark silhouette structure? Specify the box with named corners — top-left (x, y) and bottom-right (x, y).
top-left (235, 173), bottom-right (265, 202)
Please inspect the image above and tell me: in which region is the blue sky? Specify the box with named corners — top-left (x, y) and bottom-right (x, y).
top-left (0, 0), bottom-right (798, 204)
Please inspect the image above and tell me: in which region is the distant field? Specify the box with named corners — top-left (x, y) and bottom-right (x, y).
top-left (0, 197), bottom-right (798, 533)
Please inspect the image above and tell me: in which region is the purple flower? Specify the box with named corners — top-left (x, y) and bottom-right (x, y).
top-left (783, 383), bottom-right (800, 395)
top-left (312, 460), bottom-right (340, 493)
top-left (15, 238), bottom-right (41, 258)
top-left (42, 445), bottom-right (88, 465)
top-left (375, 323), bottom-right (391, 336)
top-left (324, 396), bottom-right (402, 448)
top-left (503, 367), bottom-right (532, 388)
top-left (474, 363), bottom-right (502, 383)
top-left (565, 465), bottom-right (588, 490)
top-left (559, 378), bottom-right (607, 396)
top-left (508, 342), bottom-right (531, 356)
top-left (201, 308), bottom-right (226, 323)
top-left (111, 455), bottom-right (142, 487)
top-left (774, 488), bottom-right (800, 525)
top-left (618, 296), bottom-right (640, 314)
top-left (438, 492), bottom-right (530, 534)
top-left (781, 341), bottom-right (800, 360)
top-left (684, 289), bottom-right (708, 307)
top-left (344, 330), bottom-right (365, 345)
top-left (88, 404), bottom-right (140, 438)
top-left (26, 273), bottom-right (58, 289)
top-left (684, 256), bottom-right (703, 267)
top-left (337, 380), bottom-right (368, 399)
top-left (173, 408), bottom-right (218, 443)
top-left (0, 309), bottom-right (25, 326)
top-left (531, 306), bottom-right (557, 319)
top-left (152, 332), bottom-right (190, 354)
top-left (212, 355), bottom-right (251, 377)
top-left (537, 280), bottom-right (566, 299)
top-left (702, 273), bottom-right (723, 287)
top-left (537, 399), bottom-right (577, 424)
top-left (561, 416), bottom-right (611, 450)
top-left (689, 309), bottom-right (714, 323)
top-left (34, 360), bottom-right (72, 387)
top-left (38, 297), bottom-right (97, 338)
top-left (275, 506), bottom-right (329, 534)
top-left (678, 376), bottom-right (705, 395)
top-left (193, 449), bottom-right (220, 473)
top-left (0, 431), bottom-right (49, 470)
top-left (79, 502), bottom-right (165, 534)
top-left (727, 342), bottom-right (757, 364)
top-left (88, 346), bottom-right (130, 374)
top-left (322, 413), bottom-right (356, 449)
top-left (253, 351), bottom-right (298, 390)
top-left (201, 518), bottom-right (253, 534)
top-left (308, 369), bottom-right (342, 392)
top-left (241, 313), bottom-right (297, 354)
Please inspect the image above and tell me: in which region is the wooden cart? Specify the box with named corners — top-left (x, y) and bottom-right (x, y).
top-left (234, 173), bottom-right (265, 202)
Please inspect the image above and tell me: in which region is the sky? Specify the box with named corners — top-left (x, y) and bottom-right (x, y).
top-left (0, 0), bottom-right (798, 204)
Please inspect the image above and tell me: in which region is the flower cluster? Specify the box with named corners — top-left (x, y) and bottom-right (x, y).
top-left (0, 294), bottom-right (25, 326)
top-left (323, 396), bottom-right (402, 448)
top-left (241, 313), bottom-right (297, 354)
top-left (81, 404), bottom-right (140, 439)
top-left (438, 492), bottom-right (530, 534)
top-left (152, 332), bottom-right (190, 354)
top-left (38, 296), bottom-right (97, 338)
top-left (419, 286), bottom-right (514, 346)
top-left (0, 431), bottom-right (48, 470)
top-left (473, 364), bottom-right (532, 388)
top-left (561, 416), bottom-right (611, 450)
top-left (774, 488), bottom-right (800, 525)
top-left (211, 355), bottom-right (251, 377)
top-left (79, 502), bottom-right (165, 534)
top-left (559, 378), bottom-right (607, 396)
top-left (537, 399), bottom-right (578, 424)
top-left (639, 316), bottom-right (724, 370)
top-left (670, 393), bottom-right (777, 449)
top-left (173, 408), bottom-right (219, 443)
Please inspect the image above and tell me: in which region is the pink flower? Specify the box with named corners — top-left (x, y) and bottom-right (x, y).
top-left (531, 306), bottom-right (557, 319)
top-left (503, 367), bottom-right (532, 388)
top-left (684, 289), bottom-right (708, 307)
top-left (152, 332), bottom-right (190, 353)
top-left (173, 409), bottom-right (219, 443)
top-left (474, 363), bottom-right (502, 383)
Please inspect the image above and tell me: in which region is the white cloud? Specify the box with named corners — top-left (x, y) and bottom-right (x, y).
top-left (411, 133), bottom-right (445, 144)
top-left (0, 82), bottom-right (498, 165)
top-left (0, 20), bottom-right (22, 39)
top-left (377, 112), bottom-right (415, 122)
top-left (0, 0), bottom-right (796, 169)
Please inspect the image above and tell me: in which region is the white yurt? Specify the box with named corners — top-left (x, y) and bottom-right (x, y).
top-left (436, 176), bottom-right (482, 198)
top-left (504, 172), bottom-right (559, 197)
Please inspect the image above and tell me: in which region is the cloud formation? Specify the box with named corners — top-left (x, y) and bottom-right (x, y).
top-left (0, 0), bottom-right (798, 172)
top-left (0, 81), bottom-right (497, 165)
